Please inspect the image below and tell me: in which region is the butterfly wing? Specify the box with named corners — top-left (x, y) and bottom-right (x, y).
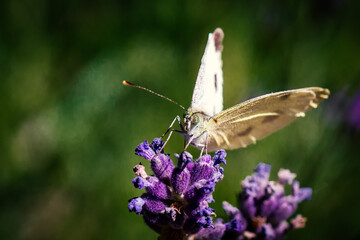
top-left (190, 28), bottom-right (224, 116)
top-left (205, 87), bottom-right (330, 151)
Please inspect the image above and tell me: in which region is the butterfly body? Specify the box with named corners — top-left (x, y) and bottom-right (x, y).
top-left (182, 109), bottom-right (211, 150)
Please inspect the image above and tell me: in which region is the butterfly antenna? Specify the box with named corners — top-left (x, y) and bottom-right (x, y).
top-left (122, 80), bottom-right (186, 110)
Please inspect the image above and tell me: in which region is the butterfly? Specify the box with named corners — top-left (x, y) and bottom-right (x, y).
top-left (124, 28), bottom-right (330, 152)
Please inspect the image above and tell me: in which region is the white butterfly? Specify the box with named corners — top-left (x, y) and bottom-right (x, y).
top-left (181, 28), bottom-right (329, 152)
top-left (124, 28), bottom-right (330, 153)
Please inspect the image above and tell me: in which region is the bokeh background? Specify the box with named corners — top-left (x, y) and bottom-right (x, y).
top-left (1, 1), bottom-right (360, 239)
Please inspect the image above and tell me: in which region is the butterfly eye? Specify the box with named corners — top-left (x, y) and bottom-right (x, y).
top-left (191, 114), bottom-right (200, 124)
top-left (183, 111), bottom-right (187, 119)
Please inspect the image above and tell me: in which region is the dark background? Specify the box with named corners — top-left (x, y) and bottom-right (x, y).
top-left (1, 1), bottom-right (359, 239)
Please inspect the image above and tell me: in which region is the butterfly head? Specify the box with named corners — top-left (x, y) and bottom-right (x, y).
top-left (183, 109), bottom-right (201, 132)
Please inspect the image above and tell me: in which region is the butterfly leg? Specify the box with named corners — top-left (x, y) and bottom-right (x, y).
top-left (199, 131), bottom-right (209, 157)
top-left (160, 115), bottom-right (183, 139)
top-left (157, 129), bottom-right (177, 154)
top-left (199, 146), bottom-right (204, 157)
top-left (183, 135), bottom-right (195, 152)
top-left (156, 116), bottom-right (184, 155)
top-left (205, 131), bottom-right (209, 155)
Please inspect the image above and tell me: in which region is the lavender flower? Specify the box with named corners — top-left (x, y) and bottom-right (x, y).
top-left (192, 163), bottom-right (311, 240)
top-left (128, 138), bottom-right (226, 240)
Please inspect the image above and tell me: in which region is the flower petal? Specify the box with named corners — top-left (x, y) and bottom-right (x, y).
top-left (135, 140), bottom-right (155, 160)
top-left (128, 197), bottom-right (145, 215)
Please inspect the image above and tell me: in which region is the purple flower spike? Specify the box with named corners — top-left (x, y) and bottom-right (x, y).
top-left (129, 138), bottom-right (227, 239)
top-left (192, 163), bottom-right (312, 240)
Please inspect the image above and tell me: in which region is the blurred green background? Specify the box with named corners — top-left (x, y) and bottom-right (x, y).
top-left (1, 0), bottom-right (360, 239)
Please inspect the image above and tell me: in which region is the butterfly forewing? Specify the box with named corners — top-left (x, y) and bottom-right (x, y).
top-left (191, 28), bottom-right (224, 116)
top-left (204, 87), bottom-right (330, 151)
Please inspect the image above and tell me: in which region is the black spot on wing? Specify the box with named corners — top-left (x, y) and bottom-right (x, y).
top-left (214, 74), bottom-right (217, 91)
top-left (237, 127), bottom-right (253, 136)
top-left (262, 115), bottom-right (280, 124)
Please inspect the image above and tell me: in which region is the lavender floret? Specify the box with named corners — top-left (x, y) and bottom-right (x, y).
top-left (128, 197), bottom-right (145, 215)
top-left (150, 137), bottom-right (164, 154)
